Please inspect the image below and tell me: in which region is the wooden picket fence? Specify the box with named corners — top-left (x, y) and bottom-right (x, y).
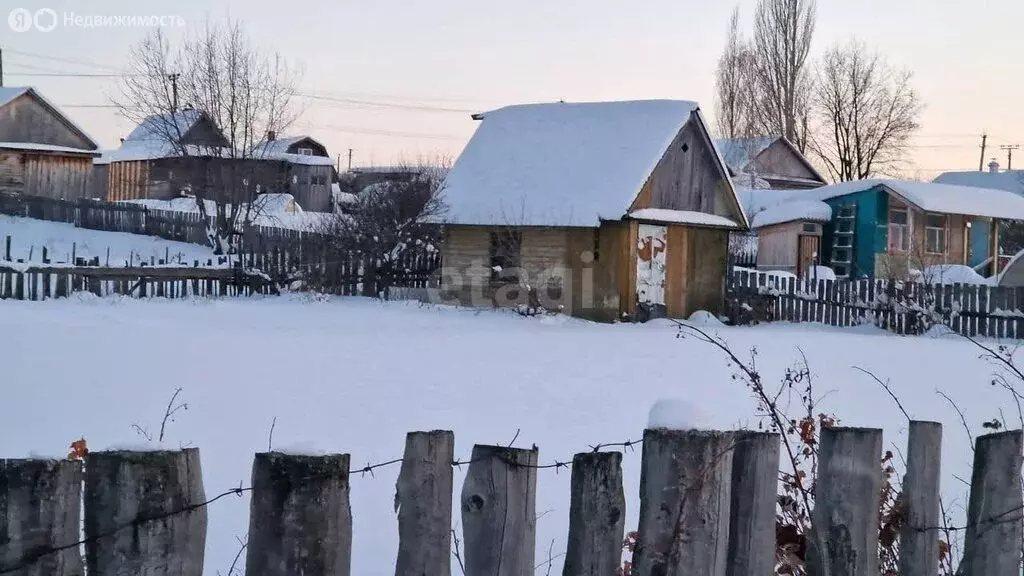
top-left (0, 423), bottom-right (1019, 575)
top-left (728, 269), bottom-right (1024, 338)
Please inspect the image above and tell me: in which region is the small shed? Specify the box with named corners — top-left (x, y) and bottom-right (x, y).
top-left (751, 200), bottom-right (832, 277)
top-left (0, 87), bottom-right (100, 200)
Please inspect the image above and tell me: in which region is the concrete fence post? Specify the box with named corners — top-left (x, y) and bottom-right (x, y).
top-left (633, 429), bottom-right (735, 576)
top-left (394, 431), bottom-right (455, 576)
top-left (726, 431), bottom-right (781, 576)
top-left (245, 452), bottom-right (352, 576)
top-left (84, 449), bottom-right (207, 576)
top-left (961, 430), bottom-right (1023, 576)
top-left (898, 421), bottom-right (942, 576)
top-left (0, 459), bottom-right (84, 576)
top-left (460, 444), bottom-right (538, 576)
top-left (807, 427), bottom-right (883, 576)
top-left (562, 451), bottom-right (625, 576)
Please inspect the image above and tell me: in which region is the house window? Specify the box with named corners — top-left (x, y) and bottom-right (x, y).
top-left (925, 213), bottom-right (948, 254)
top-left (310, 174), bottom-right (326, 186)
top-left (489, 230), bottom-right (521, 283)
top-left (297, 147), bottom-right (313, 156)
top-left (888, 207), bottom-right (910, 252)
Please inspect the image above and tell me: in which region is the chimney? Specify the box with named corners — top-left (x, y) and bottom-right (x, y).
top-left (266, 130), bottom-right (276, 142)
top-left (989, 158), bottom-right (1001, 173)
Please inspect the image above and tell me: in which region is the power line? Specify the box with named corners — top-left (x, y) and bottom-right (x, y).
top-left (298, 93), bottom-right (476, 114)
top-left (4, 48), bottom-right (123, 73)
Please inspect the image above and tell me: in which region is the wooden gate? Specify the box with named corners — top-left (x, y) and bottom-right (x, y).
top-left (636, 224), bottom-right (668, 320)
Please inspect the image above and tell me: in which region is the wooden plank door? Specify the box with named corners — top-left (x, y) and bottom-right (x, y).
top-left (636, 224), bottom-right (668, 320)
top-left (798, 234), bottom-right (820, 279)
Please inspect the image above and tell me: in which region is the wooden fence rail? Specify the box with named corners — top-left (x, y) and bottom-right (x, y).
top-left (728, 269), bottom-right (1024, 338)
top-left (1, 423), bottom-right (1020, 575)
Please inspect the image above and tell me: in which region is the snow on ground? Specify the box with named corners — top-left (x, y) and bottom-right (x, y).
top-left (0, 215), bottom-right (218, 266)
top-left (0, 296), bottom-right (1017, 574)
top-left (122, 198), bottom-right (333, 231)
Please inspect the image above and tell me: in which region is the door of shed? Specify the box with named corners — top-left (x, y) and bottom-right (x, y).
top-left (636, 223), bottom-right (668, 320)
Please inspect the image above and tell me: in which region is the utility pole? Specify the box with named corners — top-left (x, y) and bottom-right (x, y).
top-left (347, 148), bottom-right (353, 171)
top-left (0, 47), bottom-right (5, 88)
top-left (167, 73), bottom-right (180, 112)
top-left (979, 133), bottom-right (988, 171)
top-left (1001, 144), bottom-right (1020, 171)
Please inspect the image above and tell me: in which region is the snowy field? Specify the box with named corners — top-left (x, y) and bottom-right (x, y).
top-left (0, 215), bottom-right (218, 266)
top-left (0, 296), bottom-right (1017, 574)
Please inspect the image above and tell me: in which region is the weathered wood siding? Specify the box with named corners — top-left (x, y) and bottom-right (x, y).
top-left (23, 155), bottom-right (92, 200)
top-left (0, 152), bottom-right (24, 194)
top-left (0, 93), bottom-right (94, 150)
top-left (683, 227), bottom-right (729, 316)
top-left (90, 164), bottom-right (109, 199)
top-left (750, 140), bottom-right (823, 186)
top-left (289, 165), bottom-right (333, 212)
top-left (440, 226), bottom-right (491, 307)
top-left (106, 161), bottom-right (153, 202)
top-left (756, 222), bottom-right (802, 273)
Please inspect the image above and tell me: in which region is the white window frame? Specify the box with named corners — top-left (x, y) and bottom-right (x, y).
top-left (888, 206), bottom-right (911, 253)
top-left (925, 212), bottom-right (948, 255)
top-left (297, 147), bottom-right (314, 156)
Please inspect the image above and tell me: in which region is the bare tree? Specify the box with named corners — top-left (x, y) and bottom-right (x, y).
top-left (749, 0), bottom-right (817, 152)
top-left (313, 161), bottom-right (448, 298)
top-left (810, 42), bottom-right (921, 182)
top-left (714, 7), bottom-right (755, 139)
top-left (116, 22), bottom-right (301, 254)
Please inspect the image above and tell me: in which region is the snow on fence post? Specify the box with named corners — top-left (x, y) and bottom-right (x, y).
top-left (394, 430), bottom-right (455, 576)
top-left (633, 429), bottom-right (734, 576)
top-left (562, 451), bottom-right (625, 576)
top-left (726, 431), bottom-right (781, 576)
top-left (0, 459), bottom-right (83, 575)
top-left (961, 430), bottom-right (1023, 576)
top-left (245, 452), bottom-right (352, 576)
top-left (460, 444), bottom-right (538, 576)
top-left (807, 427), bottom-right (883, 576)
top-left (84, 449), bottom-right (207, 576)
top-left (898, 421), bottom-right (942, 576)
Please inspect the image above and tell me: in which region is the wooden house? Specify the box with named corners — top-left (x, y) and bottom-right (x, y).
top-left (753, 180), bottom-right (1024, 280)
top-left (716, 136), bottom-right (827, 191)
top-left (251, 134), bottom-right (335, 212)
top-left (750, 200), bottom-right (832, 277)
top-left (436, 100), bottom-right (749, 322)
top-left (0, 87), bottom-right (100, 200)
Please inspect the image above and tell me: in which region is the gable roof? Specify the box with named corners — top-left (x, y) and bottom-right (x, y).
top-left (788, 179), bottom-right (1024, 221)
top-left (934, 170), bottom-right (1024, 197)
top-left (0, 86), bottom-right (100, 151)
top-left (103, 110), bottom-right (233, 163)
top-left (252, 135), bottom-right (334, 166)
top-left (440, 99), bottom-right (746, 227)
top-left (716, 136), bottom-right (777, 173)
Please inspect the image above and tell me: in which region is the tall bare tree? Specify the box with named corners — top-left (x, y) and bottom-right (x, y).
top-left (749, 0), bottom-right (817, 151)
top-left (714, 7), bottom-right (755, 139)
top-left (116, 21), bottom-right (300, 254)
top-left (810, 42), bottom-right (922, 182)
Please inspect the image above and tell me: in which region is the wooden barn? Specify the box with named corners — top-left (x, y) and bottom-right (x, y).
top-left (251, 134), bottom-right (335, 212)
top-left (0, 87), bottom-right (100, 200)
top-left (436, 99), bottom-right (749, 322)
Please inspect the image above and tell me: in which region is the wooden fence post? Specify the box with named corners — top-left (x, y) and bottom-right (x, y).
top-left (898, 421), bottom-right (942, 576)
top-left (394, 431), bottom-right (455, 576)
top-left (84, 449), bottom-right (207, 576)
top-left (562, 451), bottom-right (625, 576)
top-left (460, 445), bottom-right (538, 576)
top-left (807, 427), bottom-right (883, 576)
top-left (633, 429), bottom-right (734, 576)
top-left (961, 430), bottom-right (1023, 576)
top-left (0, 459), bottom-right (83, 575)
top-left (245, 452), bottom-right (352, 576)
top-left (726, 431), bottom-right (781, 576)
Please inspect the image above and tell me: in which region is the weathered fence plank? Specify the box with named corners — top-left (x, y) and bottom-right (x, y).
top-left (84, 449), bottom-right (207, 576)
top-left (394, 431), bottom-right (455, 576)
top-left (633, 429), bottom-right (734, 576)
top-left (726, 431), bottom-right (781, 576)
top-left (461, 445), bottom-right (538, 576)
top-left (961, 430), bottom-right (1024, 576)
top-left (562, 451), bottom-right (626, 576)
top-left (246, 452), bottom-right (352, 576)
top-left (807, 427), bottom-right (883, 576)
top-left (898, 421), bottom-right (942, 576)
top-left (0, 459), bottom-right (83, 576)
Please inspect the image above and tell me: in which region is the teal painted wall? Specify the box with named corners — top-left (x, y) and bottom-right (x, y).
top-left (969, 218), bottom-right (991, 269)
top-left (821, 186), bottom-right (887, 278)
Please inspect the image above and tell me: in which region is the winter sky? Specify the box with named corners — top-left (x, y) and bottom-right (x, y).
top-left (2, 0), bottom-right (1020, 177)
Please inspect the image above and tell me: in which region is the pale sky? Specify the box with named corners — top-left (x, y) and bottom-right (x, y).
top-left (2, 0), bottom-right (1021, 178)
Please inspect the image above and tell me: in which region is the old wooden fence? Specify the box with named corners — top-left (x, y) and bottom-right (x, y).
top-left (728, 269), bottom-right (1024, 338)
top-left (0, 423), bottom-right (1019, 575)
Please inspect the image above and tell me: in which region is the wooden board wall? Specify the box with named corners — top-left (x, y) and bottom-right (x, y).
top-left (23, 155), bottom-right (92, 200)
top-left (106, 161), bottom-right (152, 202)
top-left (0, 93), bottom-right (95, 150)
top-left (756, 221), bottom-right (803, 272)
top-left (0, 152), bottom-right (24, 194)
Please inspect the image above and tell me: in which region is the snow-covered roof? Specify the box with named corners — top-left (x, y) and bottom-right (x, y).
top-left (102, 110), bottom-right (230, 163)
top-left (750, 200), bottom-right (831, 229)
top-left (440, 99), bottom-right (712, 226)
top-left (124, 110), bottom-right (204, 143)
top-left (788, 179), bottom-right (1024, 221)
top-left (934, 170), bottom-right (1024, 197)
top-left (0, 142), bottom-right (99, 156)
top-left (332, 183), bottom-right (358, 205)
top-left (253, 136), bottom-right (335, 166)
top-left (715, 136), bottom-right (777, 172)
top-left (627, 208), bottom-right (741, 229)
